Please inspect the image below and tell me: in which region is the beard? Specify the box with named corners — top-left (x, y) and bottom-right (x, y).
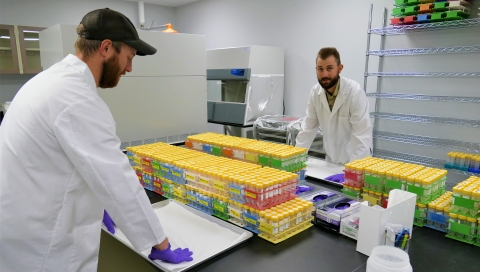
top-left (99, 55), bottom-right (123, 88)
top-left (318, 73), bottom-right (340, 91)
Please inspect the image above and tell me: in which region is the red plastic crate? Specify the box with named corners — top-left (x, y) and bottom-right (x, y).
top-left (243, 194), bottom-right (296, 210)
top-left (243, 182), bottom-right (297, 210)
top-left (153, 176), bottom-right (163, 195)
top-left (403, 15), bottom-right (417, 24)
top-left (344, 170), bottom-right (363, 182)
top-left (390, 17), bottom-right (404, 25)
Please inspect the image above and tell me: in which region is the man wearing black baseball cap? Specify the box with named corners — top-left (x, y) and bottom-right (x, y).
top-left (0, 8), bottom-right (192, 271)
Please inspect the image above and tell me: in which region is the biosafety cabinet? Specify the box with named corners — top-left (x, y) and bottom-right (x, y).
top-left (39, 24), bottom-right (207, 149)
top-left (206, 46), bottom-right (284, 138)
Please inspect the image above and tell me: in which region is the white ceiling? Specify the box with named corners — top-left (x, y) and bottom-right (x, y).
top-left (122, 0), bottom-right (201, 7)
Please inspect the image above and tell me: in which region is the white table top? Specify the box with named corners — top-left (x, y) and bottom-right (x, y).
top-left (306, 157), bottom-right (344, 182)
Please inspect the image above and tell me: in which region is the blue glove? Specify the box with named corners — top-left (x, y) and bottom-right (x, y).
top-left (324, 173), bottom-right (345, 183)
top-left (148, 244), bottom-right (193, 264)
top-left (103, 210), bottom-right (115, 234)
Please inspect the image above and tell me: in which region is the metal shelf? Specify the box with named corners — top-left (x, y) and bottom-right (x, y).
top-left (370, 112), bottom-right (480, 128)
top-left (373, 149), bottom-right (480, 177)
top-left (369, 45), bottom-right (480, 56)
top-left (366, 72), bottom-right (480, 77)
top-left (374, 148), bottom-right (445, 167)
top-left (369, 18), bottom-right (480, 35)
top-left (373, 131), bottom-right (480, 152)
top-left (366, 93), bottom-right (480, 103)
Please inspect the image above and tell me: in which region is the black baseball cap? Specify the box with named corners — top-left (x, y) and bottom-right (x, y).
top-left (78, 8), bottom-right (156, 56)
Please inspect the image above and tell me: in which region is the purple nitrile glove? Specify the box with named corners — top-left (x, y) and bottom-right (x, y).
top-left (103, 210), bottom-right (115, 234)
top-left (296, 185), bottom-right (313, 194)
top-left (148, 244), bottom-right (193, 264)
top-left (324, 173), bottom-right (345, 183)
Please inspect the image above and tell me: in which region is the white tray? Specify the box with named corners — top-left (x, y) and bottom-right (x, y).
top-left (102, 200), bottom-right (253, 272)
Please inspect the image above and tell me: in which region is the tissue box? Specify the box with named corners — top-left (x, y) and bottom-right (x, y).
top-left (340, 212), bottom-right (360, 240)
top-left (314, 197), bottom-right (361, 233)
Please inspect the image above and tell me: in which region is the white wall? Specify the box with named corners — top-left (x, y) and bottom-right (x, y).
top-left (175, 0), bottom-right (389, 117)
top-left (0, 0), bottom-right (176, 104)
top-left (0, 0), bottom-right (175, 29)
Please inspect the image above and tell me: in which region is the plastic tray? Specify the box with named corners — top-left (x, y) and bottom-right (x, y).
top-left (102, 200), bottom-right (253, 272)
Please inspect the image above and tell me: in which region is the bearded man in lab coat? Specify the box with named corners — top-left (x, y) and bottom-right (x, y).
top-left (0, 8), bottom-right (192, 271)
top-left (296, 47), bottom-right (372, 170)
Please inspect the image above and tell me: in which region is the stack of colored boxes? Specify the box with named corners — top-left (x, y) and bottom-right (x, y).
top-left (342, 157), bottom-right (384, 198)
top-left (185, 133), bottom-right (308, 179)
top-left (362, 160), bottom-right (404, 205)
top-left (447, 177), bottom-right (480, 244)
top-left (256, 198), bottom-right (315, 244)
top-left (390, 0), bottom-right (472, 26)
top-left (127, 141), bottom-right (309, 243)
top-left (445, 151), bottom-right (480, 173)
top-left (342, 157), bottom-right (447, 208)
top-left (420, 191), bottom-right (452, 230)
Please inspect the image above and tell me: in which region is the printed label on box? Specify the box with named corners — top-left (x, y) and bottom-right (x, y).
top-left (244, 217), bottom-right (257, 225)
top-left (258, 221), bottom-right (274, 233)
top-left (185, 174), bottom-right (195, 181)
top-left (230, 187), bottom-right (241, 195)
top-left (161, 166), bottom-right (169, 172)
top-left (199, 178), bottom-right (210, 185)
top-left (213, 180), bottom-right (224, 190)
top-left (152, 163), bottom-right (160, 170)
top-left (162, 184), bottom-right (171, 192)
top-left (213, 203), bottom-right (225, 212)
top-left (199, 199), bottom-right (209, 207)
top-left (134, 157), bottom-right (141, 164)
top-left (172, 171), bottom-right (181, 177)
top-left (230, 209), bottom-right (241, 218)
top-left (186, 194), bottom-right (196, 201)
top-left (173, 189), bottom-right (183, 198)
top-left (245, 191), bottom-right (257, 199)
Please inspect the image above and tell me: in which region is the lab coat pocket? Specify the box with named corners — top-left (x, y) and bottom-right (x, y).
top-left (68, 223), bottom-right (101, 272)
top-left (335, 117), bottom-right (350, 146)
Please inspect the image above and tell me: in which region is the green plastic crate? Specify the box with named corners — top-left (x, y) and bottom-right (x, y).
top-left (364, 175), bottom-right (381, 185)
top-left (212, 146), bottom-right (222, 156)
top-left (432, 2), bottom-right (449, 12)
top-left (385, 179), bottom-right (403, 190)
top-left (446, 221), bottom-right (476, 244)
top-left (392, 7), bottom-right (405, 17)
top-left (258, 155), bottom-right (270, 166)
top-left (404, 5), bottom-right (419, 16)
top-left (212, 203), bottom-right (230, 220)
top-left (453, 196), bottom-right (476, 209)
top-left (430, 12), bottom-right (446, 22)
top-left (445, 11), bottom-right (469, 21)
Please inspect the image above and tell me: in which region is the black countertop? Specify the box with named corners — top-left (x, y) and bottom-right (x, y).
top-left (102, 179), bottom-right (480, 272)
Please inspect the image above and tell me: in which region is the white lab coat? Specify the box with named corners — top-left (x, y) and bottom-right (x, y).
top-left (295, 77), bottom-right (373, 164)
top-left (0, 55), bottom-right (166, 272)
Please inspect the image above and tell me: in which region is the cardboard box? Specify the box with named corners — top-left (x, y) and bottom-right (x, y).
top-left (340, 212), bottom-right (360, 240)
top-left (314, 197), bottom-right (361, 233)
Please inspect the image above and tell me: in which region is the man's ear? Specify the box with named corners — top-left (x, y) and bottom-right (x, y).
top-left (99, 39), bottom-right (113, 57)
